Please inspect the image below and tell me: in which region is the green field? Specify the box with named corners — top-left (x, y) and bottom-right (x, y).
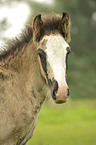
top-left (28, 99), bottom-right (96, 145)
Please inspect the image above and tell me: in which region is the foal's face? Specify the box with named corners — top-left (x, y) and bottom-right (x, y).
top-left (38, 34), bottom-right (71, 103)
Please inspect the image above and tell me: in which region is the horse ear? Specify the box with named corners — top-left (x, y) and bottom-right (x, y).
top-left (58, 11), bottom-right (70, 41)
top-left (62, 11), bottom-right (69, 19)
top-left (61, 11), bottom-right (70, 31)
top-left (32, 14), bottom-right (44, 41)
top-left (33, 14), bottom-right (42, 29)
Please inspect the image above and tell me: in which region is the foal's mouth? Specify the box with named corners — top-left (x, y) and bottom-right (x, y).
top-left (55, 99), bottom-right (67, 104)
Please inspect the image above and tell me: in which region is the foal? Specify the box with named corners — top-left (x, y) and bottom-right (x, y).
top-left (0, 12), bottom-right (71, 145)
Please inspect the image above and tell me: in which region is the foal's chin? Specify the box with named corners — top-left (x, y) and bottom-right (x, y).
top-left (55, 99), bottom-right (67, 104)
top-left (53, 97), bottom-right (68, 104)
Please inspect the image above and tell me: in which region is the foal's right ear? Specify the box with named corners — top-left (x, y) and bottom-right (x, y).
top-left (33, 14), bottom-right (42, 30)
top-left (32, 14), bottom-right (44, 41)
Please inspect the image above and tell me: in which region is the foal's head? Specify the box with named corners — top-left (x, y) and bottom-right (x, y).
top-left (32, 12), bottom-right (71, 104)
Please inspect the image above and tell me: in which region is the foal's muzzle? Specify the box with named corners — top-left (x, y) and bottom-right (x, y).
top-left (49, 79), bottom-right (69, 104)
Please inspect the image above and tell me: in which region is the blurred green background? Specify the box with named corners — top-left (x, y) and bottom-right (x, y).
top-left (0, 0), bottom-right (96, 145)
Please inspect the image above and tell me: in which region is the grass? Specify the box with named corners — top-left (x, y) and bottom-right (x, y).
top-left (28, 99), bottom-right (96, 145)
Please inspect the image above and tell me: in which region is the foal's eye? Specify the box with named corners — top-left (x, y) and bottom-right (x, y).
top-left (66, 47), bottom-right (71, 70)
top-left (38, 48), bottom-right (47, 73)
top-left (66, 47), bottom-right (71, 55)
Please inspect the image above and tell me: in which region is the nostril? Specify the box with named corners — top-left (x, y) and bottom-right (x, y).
top-left (67, 88), bottom-right (70, 96)
top-left (52, 89), bottom-right (57, 100)
top-left (51, 79), bottom-right (58, 100)
top-left (53, 89), bottom-right (57, 96)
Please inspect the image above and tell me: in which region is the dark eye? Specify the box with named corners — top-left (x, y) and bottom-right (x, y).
top-left (38, 48), bottom-right (47, 73)
top-left (66, 47), bottom-right (71, 70)
top-left (66, 47), bottom-right (71, 55)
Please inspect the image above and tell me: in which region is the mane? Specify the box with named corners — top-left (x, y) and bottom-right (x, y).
top-left (0, 25), bottom-right (33, 61)
top-left (0, 13), bottom-right (71, 64)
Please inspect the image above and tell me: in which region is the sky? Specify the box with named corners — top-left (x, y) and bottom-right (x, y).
top-left (0, 0), bottom-right (54, 46)
top-left (0, 2), bottom-right (30, 46)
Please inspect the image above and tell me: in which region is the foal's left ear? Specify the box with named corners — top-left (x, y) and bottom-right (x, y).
top-left (32, 14), bottom-right (44, 41)
top-left (59, 11), bottom-right (70, 39)
top-left (61, 11), bottom-right (70, 30)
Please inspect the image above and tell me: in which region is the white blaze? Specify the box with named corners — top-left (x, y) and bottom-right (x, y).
top-left (41, 34), bottom-right (69, 87)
